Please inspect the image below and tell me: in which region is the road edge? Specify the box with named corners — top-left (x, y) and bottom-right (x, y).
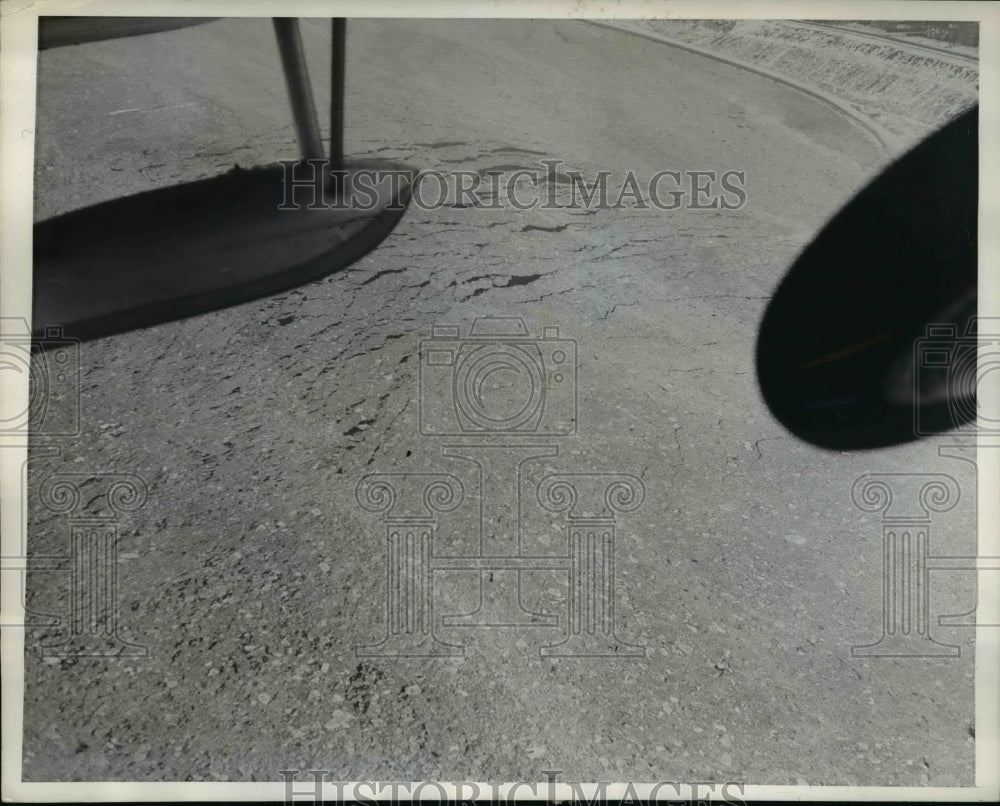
top-left (585, 19), bottom-right (903, 155)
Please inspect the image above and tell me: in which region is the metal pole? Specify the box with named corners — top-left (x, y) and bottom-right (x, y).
top-left (330, 18), bottom-right (346, 170)
top-left (273, 18), bottom-right (324, 163)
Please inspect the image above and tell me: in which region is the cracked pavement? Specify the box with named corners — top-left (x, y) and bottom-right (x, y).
top-left (21, 18), bottom-right (978, 784)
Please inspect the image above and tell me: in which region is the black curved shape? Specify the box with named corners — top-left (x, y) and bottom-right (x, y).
top-left (756, 105), bottom-right (978, 450)
top-left (32, 161), bottom-right (413, 344)
top-left (39, 17), bottom-right (219, 50)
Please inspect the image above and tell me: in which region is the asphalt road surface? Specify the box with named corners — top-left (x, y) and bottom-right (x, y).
top-left (23, 19), bottom-right (978, 784)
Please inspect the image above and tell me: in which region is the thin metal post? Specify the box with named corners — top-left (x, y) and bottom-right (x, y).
top-left (273, 18), bottom-right (324, 163)
top-left (330, 18), bottom-right (346, 170)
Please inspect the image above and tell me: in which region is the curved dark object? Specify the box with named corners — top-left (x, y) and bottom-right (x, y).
top-left (32, 162), bottom-right (413, 343)
top-left (38, 17), bottom-right (219, 50)
top-left (756, 105), bottom-right (978, 450)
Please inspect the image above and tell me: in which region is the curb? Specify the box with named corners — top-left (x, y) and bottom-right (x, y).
top-left (584, 19), bottom-right (903, 155)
